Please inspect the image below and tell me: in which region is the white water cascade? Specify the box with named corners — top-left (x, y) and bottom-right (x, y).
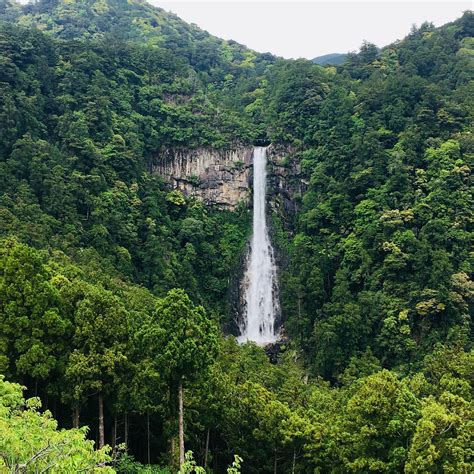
top-left (238, 146), bottom-right (280, 344)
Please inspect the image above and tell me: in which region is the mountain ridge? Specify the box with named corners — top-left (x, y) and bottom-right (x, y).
top-left (0, 2), bottom-right (473, 472)
top-left (312, 52), bottom-right (347, 65)
top-left (2, 0), bottom-right (278, 72)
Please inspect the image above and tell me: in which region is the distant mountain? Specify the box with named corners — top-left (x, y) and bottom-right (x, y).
top-left (0, 2), bottom-right (473, 472)
top-left (312, 52), bottom-right (347, 65)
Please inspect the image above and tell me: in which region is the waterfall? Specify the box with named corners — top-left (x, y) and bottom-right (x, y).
top-left (238, 146), bottom-right (280, 344)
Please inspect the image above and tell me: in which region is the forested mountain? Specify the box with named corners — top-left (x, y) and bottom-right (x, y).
top-left (312, 52), bottom-right (347, 65)
top-left (0, 0), bottom-right (473, 472)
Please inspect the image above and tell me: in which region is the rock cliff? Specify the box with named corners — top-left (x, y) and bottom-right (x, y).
top-left (152, 145), bottom-right (253, 209)
top-left (152, 143), bottom-right (307, 212)
top-left (266, 144), bottom-right (308, 227)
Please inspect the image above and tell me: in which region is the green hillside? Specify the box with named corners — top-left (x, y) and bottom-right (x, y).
top-left (312, 52), bottom-right (347, 65)
top-left (0, 1), bottom-right (473, 472)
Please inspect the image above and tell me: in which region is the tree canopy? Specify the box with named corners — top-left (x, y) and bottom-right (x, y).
top-left (0, 0), bottom-right (472, 471)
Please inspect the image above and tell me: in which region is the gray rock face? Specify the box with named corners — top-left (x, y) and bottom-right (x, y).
top-left (152, 145), bottom-right (253, 209)
top-left (267, 144), bottom-right (308, 227)
top-left (151, 143), bottom-right (307, 211)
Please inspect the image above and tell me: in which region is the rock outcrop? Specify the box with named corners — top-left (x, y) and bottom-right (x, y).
top-left (152, 145), bottom-right (253, 209)
top-left (267, 144), bottom-right (308, 227)
top-left (152, 143), bottom-right (307, 212)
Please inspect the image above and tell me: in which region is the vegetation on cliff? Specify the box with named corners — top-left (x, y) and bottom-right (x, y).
top-left (0, 0), bottom-right (472, 471)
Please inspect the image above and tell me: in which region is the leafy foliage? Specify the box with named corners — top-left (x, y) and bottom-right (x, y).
top-left (279, 12), bottom-right (474, 380)
top-left (0, 375), bottom-right (112, 472)
top-left (0, 0), bottom-right (472, 472)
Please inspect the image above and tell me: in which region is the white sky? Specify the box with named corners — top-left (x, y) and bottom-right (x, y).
top-left (152, 1), bottom-right (472, 58)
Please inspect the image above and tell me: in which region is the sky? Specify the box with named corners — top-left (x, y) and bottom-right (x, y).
top-left (152, 1), bottom-right (472, 59)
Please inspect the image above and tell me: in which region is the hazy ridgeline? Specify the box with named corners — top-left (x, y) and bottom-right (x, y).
top-left (0, 1), bottom-right (473, 472)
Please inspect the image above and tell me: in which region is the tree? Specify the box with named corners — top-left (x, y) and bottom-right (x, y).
top-left (64, 282), bottom-right (130, 448)
top-left (0, 375), bottom-right (112, 472)
top-left (0, 239), bottom-right (70, 386)
top-left (406, 394), bottom-right (473, 473)
top-left (155, 289), bottom-right (218, 468)
top-left (128, 309), bottom-right (167, 462)
top-left (341, 371), bottom-right (421, 472)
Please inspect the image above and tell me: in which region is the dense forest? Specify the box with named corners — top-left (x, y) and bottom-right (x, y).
top-left (0, 0), bottom-right (472, 472)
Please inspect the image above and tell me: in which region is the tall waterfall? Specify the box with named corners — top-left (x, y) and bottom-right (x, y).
top-left (238, 147), bottom-right (280, 344)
